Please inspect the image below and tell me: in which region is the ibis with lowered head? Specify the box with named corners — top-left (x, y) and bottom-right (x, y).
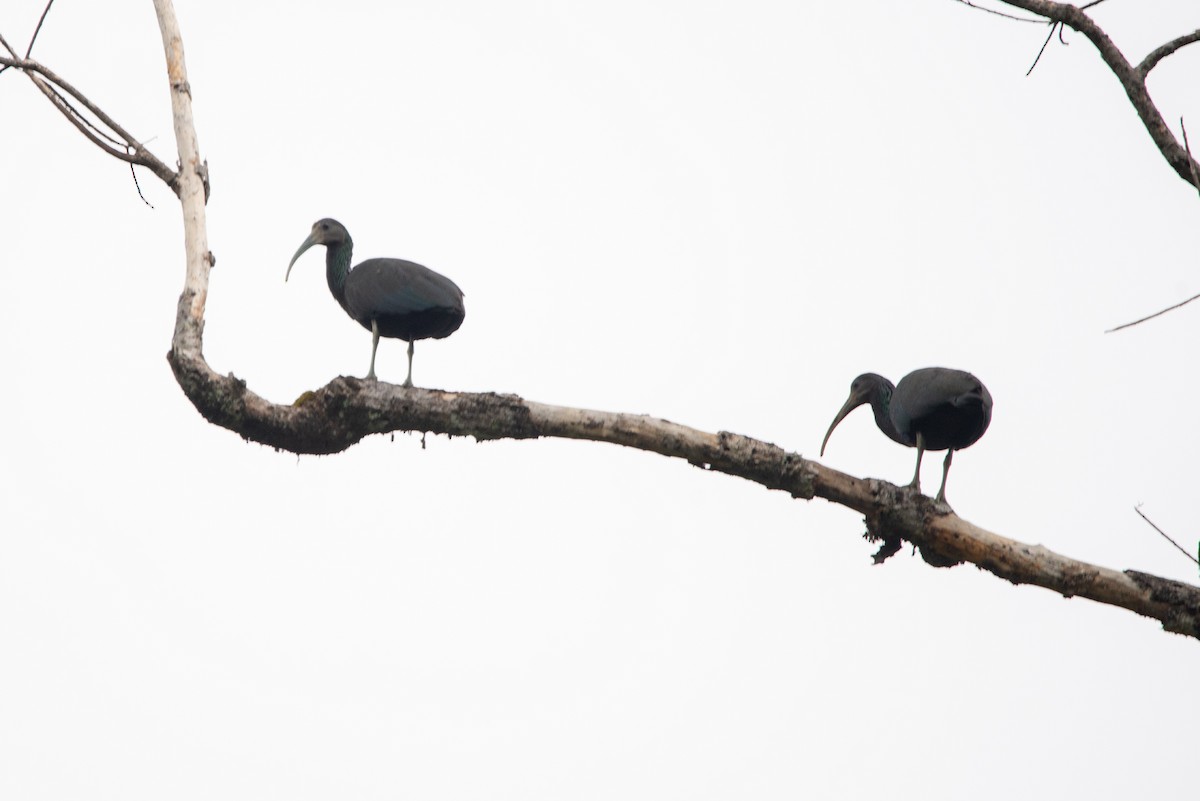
top-left (820, 367), bottom-right (992, 505)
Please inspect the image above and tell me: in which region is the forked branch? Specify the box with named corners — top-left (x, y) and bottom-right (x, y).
top-left (0, 48), bottom-right (179, 191)
top-left (990, 0), bottom-right (1200, 188)
top-left (1138, 30), bottom-right (1200, 78)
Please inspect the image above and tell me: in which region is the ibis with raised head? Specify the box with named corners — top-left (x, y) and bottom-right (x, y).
top-left (286, 218), bottom-right (465, 387)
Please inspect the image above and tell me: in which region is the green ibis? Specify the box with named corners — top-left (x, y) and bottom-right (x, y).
top-left (286, 219), bottom-right (465, 387)
top-left (820, 368), bottom-right (992, 504)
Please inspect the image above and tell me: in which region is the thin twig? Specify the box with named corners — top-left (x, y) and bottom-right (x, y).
top-left (1026, 21), bottom-right (1060, 75)
top-left (0, 32), bottom-right (15, 74)
top-left (952, 0), bottom-right (1044, 24)
top-left (1135, 505), bottom-right (1200, 567)
top-left (9, 58), bottom-right (143, 145)
top-left (1183, 117), bottom-right (1200, 197)
top-left (42, 80), bottom-right (126, 149)
top-left (24, 0), bottom-right (56, 58)
top-left (1080, 0), bottom-right (1109, 9)
top-left (130, 163), bottom-right (154, 208)
top-left (28, 73), bottom-right (143, 161)
top-left (1138, 30), bottom-right (1200, 77)
top-left (1105, 291), bottom-right (1200, 333)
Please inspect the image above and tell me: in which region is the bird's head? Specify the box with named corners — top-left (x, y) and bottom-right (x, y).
top-left (820, 373), bottom-right (890, 457)
top-left (286, 218), bottom-right (350, 281)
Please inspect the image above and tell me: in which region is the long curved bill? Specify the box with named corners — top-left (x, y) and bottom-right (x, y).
top-left (820, 392), bottom-right (868, 457)
top-left (286, 231), bottom-right (320, 282)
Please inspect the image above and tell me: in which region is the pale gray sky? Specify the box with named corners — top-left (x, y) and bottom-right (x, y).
top-left (2, 2), bottom-right (1197, 798)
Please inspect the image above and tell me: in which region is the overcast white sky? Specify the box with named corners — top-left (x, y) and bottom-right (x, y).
top-left (2, 1), bottom-right (1198, 798)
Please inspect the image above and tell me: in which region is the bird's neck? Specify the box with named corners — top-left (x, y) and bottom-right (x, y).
top-left (871, 386), bottom-right (908, 446)
top-left (324, 237), bottom-right (354, 309)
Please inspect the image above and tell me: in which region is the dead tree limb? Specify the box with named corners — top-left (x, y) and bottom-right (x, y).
top-left (0, 50), bottom-right (179, 191)
top-left (166, 356), bottom-right (1200, 639)
top-left (4, 1), bottom-right (1199, 641)
top-left (1138, 29), bottom-right (1200, 77)
top-left (992, 0), bottom-right (1200, 189)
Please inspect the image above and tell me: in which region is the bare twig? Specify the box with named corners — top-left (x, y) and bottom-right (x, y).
top-left (1105, 290), bottom-right (1200, 333)
top-left (0, 32), bottom-right (16, 74)
top-left (1138, 29), bottom-right (1200, 77)
top-left (1108, 119), bottom-right (1200, 330)
top-left (40, 79), bottom-right (126, 149)
top-left (130, 162), bottom-right (154, 208)
top-left (1135, 505), bottom-right (1200, 568)
top-left (1026, 22), bottom-right (1060, 76)
top-left (24, 0), bottom-right (56, 58)
top-left (1183, 118), bottom-right (1200, 203)
top-left (952, 0), bottom-right (1044, 24)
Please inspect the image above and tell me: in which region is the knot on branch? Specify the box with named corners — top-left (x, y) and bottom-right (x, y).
top-left (863, 485), bottom-right (963, 568)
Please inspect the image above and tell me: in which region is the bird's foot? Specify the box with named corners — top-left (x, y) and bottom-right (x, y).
top-left (933, 491), bottom-right (954, 514)
top-left (401, 378), bottom-right (413, 389)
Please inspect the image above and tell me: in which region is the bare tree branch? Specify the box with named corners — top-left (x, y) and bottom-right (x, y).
top-left (1135, 505), bottom-right (1200, 569)
top-left (952, 0), bottom-right (1044, 24)
top-left (152, 0), bottom-right (210, 355)
top-left (24, 0), bottom-right (56, 58)
top-left (1105, 289), bottom-right (1200, 333)
top-left (0, 31), bottom-right (17, 74)
top-left (1138, 29), bottom-right (1200, 77)
top-left (167, 353), bottom-right (1200, 639)
top-left (995, 0), bottom-right (1200, 189)
top-left (129, 162), bottom-right (154, 208)
top-left (1182, 116), bottom-right (1200, 201)
top-left (0, 53), bottom-right (179, 191)
top-left (1026, 21), bottom-right (1061, 76)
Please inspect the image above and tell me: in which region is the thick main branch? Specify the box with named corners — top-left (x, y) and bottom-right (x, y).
top-left (166, 346), bottom-right (1200, 640)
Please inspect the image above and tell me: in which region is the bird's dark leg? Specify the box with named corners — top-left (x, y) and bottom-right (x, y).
top-left (402, 340), bottom-right (415, 389)
top-left (367, 319), bottom-right (380, 381)
top-left (936, 450), bottom-right (954, 504)
top-left (909, 432), bottom-right (925, 493)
